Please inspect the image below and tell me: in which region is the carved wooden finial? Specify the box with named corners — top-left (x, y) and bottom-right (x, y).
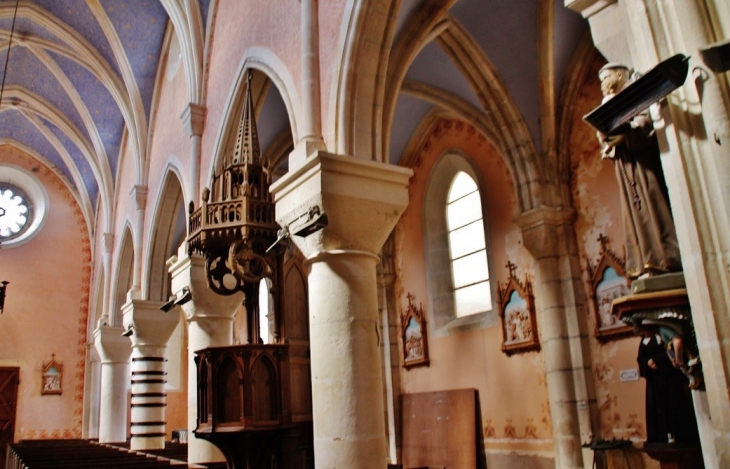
top-left (506, 260), bottom-right (518, 279)
top-left (597, 233), bottom-right (610, 252)
top-left (406, 292), bottom-right (415, 307)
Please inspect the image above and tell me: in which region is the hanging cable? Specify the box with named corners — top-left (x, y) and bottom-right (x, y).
top-left (0, 0), bottom-right (21, 108)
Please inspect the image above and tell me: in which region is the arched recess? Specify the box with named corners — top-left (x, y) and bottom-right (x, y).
top-left (215, 354), bottom-right (243, 423)
top-left (251, 355), bottom-right (278, 421)
top-left (111, 226), bottom-right (135, 326)
top-left (382, 11), bottom-right (541, 212)
top-left (145, 167), bottom-right (187, 301)
top-left (423, 149), bottom-right (499, 335)
top-left (207, 51), bottom-right (300, 185)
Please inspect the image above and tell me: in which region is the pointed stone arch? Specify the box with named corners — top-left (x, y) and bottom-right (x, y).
top-left (327, 0), bottom-right (404, 159)
top-left (207, 50), bottom-right (300, 185)
top-left (556, 33), bottom-right (601, 206)
top-left (144, 167), bottom-right (186, 302)
top-left (382, 11), bottom-right (542, 212)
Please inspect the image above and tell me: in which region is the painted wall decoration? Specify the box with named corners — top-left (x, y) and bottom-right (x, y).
top-left (401, 293), bottom-right (429, 369)
top-left (590, 234), bottom-right (632, 341)
top-left (498, 261), bottom-right (539, 355)
top-left (42, 354), bottom-right (63, 395)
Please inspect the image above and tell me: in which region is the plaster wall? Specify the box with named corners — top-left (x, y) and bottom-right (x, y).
top-left (394, 119), bottom-right (553, 460)
top-left (0, 146), bottom-right (90, 440)
top-left (569, 56), bottom-right (658, 458)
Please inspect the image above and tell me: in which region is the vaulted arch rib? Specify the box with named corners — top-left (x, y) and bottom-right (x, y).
top-left (86, 0), bottom-right (149, 186)
top-left (383, 10), bottom-right (540, 212)
top-left (160, 0), bottom-right (205, 105)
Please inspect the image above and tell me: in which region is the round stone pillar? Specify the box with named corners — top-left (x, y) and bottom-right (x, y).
top-left (93, 324), bottom-right (132, 443)
top-left (308, 250), bottom-right (383, 466)
top-left (516, 207), bottom-right (598, 469)
top-left (122, 299), bottom-right (181, 450)
top-left (168, 246), bottom-right (243, 465)
top-left (271, 151), bottom-right (412, 469)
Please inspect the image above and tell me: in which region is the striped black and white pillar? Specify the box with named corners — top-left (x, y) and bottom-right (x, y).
top-left (122, 299), bottom-right (181, 450)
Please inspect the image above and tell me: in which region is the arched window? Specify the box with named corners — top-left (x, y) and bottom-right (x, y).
top-left (446, 172), bottom-right (491, 317)
top-left (424, 151), bottom-right (497, 335)
top-left (259, 279), bottom-right (271, 344)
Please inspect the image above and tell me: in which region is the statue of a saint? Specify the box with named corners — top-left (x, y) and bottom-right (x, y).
top-left (597, 64), bottom-right (682, 279)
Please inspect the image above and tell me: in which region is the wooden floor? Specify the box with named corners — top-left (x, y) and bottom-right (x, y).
top-left (5, 439), bottom-right (227, 469)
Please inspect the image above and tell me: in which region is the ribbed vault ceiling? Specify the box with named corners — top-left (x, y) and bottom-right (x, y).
top-left (0, 0), bottom-right (588, 235)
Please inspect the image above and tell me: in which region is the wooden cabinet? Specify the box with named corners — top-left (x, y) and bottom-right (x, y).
top-left (194, 344), bottom-right (311, 469)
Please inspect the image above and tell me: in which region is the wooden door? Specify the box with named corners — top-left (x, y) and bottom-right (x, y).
top-left (0, 367), bottom-right (19, 469)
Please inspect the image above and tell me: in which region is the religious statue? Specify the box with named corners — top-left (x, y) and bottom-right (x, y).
top-left (636, 329), bottom-right (700, 445)
top-left (596, 64), bottom-right (682, 279)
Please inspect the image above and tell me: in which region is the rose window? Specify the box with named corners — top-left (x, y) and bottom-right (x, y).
top-left (0, 184), bottom-right (30, 239)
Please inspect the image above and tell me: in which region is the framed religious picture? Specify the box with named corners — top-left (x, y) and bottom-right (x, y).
top-left (590, 234), bottom-right (632, 341)
top-left (42, 354), bottom-right (63, 395)
top-left (498, 261), bottom-right (540, 356)
top-left (401, 293), bottom-right (429, 369)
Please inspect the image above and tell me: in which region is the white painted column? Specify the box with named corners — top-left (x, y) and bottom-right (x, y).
top-left (291, 0), bottom-right (326, 168)
top-left (181, 103), bottom-right (206, 205)
top-left (169, 246), bottom-right (242, 465)
top-left (271, 151), bottom-right (412, 469)
top-left (122, 299), bottom-right (180, 450)
top-left (93, 325), bottom-right (132, 443)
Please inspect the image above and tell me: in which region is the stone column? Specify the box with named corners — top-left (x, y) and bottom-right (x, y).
top-left (291, 0), bottom-right (326, 168)
top-left (93, 324), bottom-right (132, 443)
top-left (121, 299), bottom-right (181, 450)
top-left (130, 186), bottom-right (147, 299)
top-left (271, 151), bottom-right (412, 469)
top-left (515, 207), bottom-right (598, 469)
top-left (181, 103), bottom-right (206, 204)
top-left (168, 245), bottom-right (243, 465)
top-left (378, 236), bottom-right (402, 465)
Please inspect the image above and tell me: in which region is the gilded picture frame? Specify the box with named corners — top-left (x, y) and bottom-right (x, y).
top-left (401, 293), bottom-right (430, 369)
top-left (590, 234), bottom-right (632, 341)
top-left (42, 354), bottom-right (63, 395)
top-left (498, 262), bottom-right (540, 356)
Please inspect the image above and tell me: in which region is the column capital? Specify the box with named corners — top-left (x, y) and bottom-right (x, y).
top-left (93, 325), bottom-right (132, 364)
top-left (102, 232), bottom-right (114, 253)
top-left (181, 103), bottom-right (206, 137)
top-left (514, 206), bottom-right (576, 259)
top-left (564, 0), bottom-right (615, 18)
top-left (130, 185), bottom-right (148, 210)
top-left (270, 151), bottom-right (413, 258)
top-left (121, 299), bottom-right (180, 348)
top-left (168, 245), bottom-right (242, 321)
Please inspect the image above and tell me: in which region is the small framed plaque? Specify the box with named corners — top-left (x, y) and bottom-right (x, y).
top-left (42, 354), bottom-right (63, 395)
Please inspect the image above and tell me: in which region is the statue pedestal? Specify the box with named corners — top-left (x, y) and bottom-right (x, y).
top-left (642, 443), bottom-right (704, 469)
top-left (611, 287), bottom-right (689, 320)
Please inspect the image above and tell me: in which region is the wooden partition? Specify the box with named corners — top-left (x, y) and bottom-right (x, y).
top-left (401, 389), bottom-right (477, 469)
